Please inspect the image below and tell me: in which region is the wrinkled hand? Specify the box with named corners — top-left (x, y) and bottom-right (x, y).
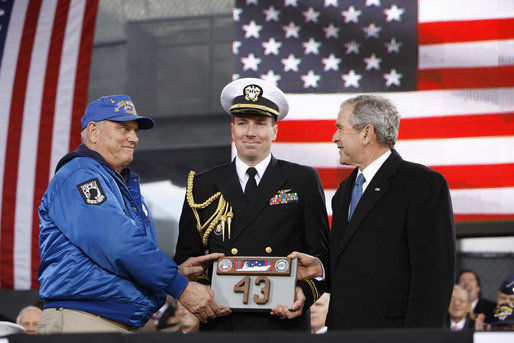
top-left (178, 253), bottom-right (224, 281)
top-left (178, 281), bottom-right (231, 323)
top-left (288, 251), bottom-right (322, 280)
top-left (270, 286), bottom-right (305, 320)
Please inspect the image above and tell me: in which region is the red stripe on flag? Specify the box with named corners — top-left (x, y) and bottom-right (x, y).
top-left (277, 113), bottom-right (513, 143)
top-left (418, 18), bottom-right (514, 45)
top-left (1, 0), bottom-right (42, 289)
top-left (430, 164), bottom-right (514, 190)
top-left (30, 0), bottom-right (71, 289)
top-left (277, 120), bottom-right (334, 143)
top-left (454, 214), bottom-right (514, 222)
top-left (398, 113), bottom-right (514, 140)
top-left (417, 66), bottom-right (514, 91)
top-left (318, 164), bottom-right (514, 191)
top-left (317, 167), bottom-right (354, 189)
top-left (69, 0), bottom-right (99, 151)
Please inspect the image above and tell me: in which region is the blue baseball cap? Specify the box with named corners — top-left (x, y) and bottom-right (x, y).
top-left (81, 95), bottom-right (155, 130)
top-left (500, 275), bottom-right (514, 295)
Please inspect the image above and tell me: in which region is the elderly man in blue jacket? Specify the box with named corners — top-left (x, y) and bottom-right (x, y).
top-left (37, 95), bottom-right (229, 333)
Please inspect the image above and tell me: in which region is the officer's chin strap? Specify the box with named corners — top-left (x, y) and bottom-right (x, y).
top-left (186, 171), bottom-right (233, 249)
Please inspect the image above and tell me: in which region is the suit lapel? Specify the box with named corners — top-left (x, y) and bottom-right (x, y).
top-left (335, 150), bottom-right (402, 257)
top-left (231, 157), bottom-right (286, 241)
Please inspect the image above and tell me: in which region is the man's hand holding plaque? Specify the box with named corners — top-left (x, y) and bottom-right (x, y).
top-left (270, 286), bottom-right (306, 319)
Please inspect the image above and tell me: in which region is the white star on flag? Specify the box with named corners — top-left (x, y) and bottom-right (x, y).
top-left (233, 8), bottom-right (242, 21)
top-left (386, 37), bottom-right (402, 53)
top-left (302, 38), bottom-right (321, 55)
top-left (263, 6), bottom-right (280, 22)
top-left (301, 70), bottom-right (321, 88)
top-left (281, 54), bottom-right (301, 72)
top-left (366, 0), bottom-right (381, 6)
top-left (384, 4), bottom-right (405, 22)
top-left (342, 6), bottom-right (361, 23)
top-left (363, 22), bottom-right (382, 39)
top-left (246, 0), bottom-right (258, 5)
top-left (342, 69), bottom-right (362, 88)
top-left (283, 22), bottom-right (300, 38)
top-left (302, 7), bottom-right (320, 23)
top-left (283, 0), bottom-right (298, 7)
top-left (324, 0), bottom-right (338, 7)
top-left (363, 53), bottom-right (382, 70)
top-left (323, 23), bottom-right (339, 39)
top-left (383, 68), bottom-right (402, 87)
top-left (322, 54), bottom-right (341, 71)
top-left (344, 40), bottom-right (360, 54)
top-left (260, 70), bottom-right (281, 85)
top-left (233, 41), bottom-right (242, 54)
top-left (262, 38), bottom-right (282, 55)
top-left (242, 20), bottom-right (262, 38)
top-left (241, 53), bottom-right (261, 71)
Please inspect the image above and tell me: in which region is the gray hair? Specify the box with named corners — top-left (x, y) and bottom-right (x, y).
top-left (16, 305), bottom-right (42, 324)
top-left (80, 120), bottom-right (105, 143)
top-left (341, 95), bottom-right (400, 149)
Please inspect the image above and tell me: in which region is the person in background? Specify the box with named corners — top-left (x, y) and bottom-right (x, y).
top-left (310, 293), bottom-right (329, 334)
top-left (446, 285), bottom-right (474, 331)
top-left (497, 275), bottom-right (514, 307)
top-left (457, 269), bottom-right (496, 323)
top-left (16, 306), bottom-right (42, 334)
top-left (37, 95), bottom-right (229, 334)
top-left (475, 274), bottom-right (514, 330)
top-left (489, 303), bottom-right (514, 331)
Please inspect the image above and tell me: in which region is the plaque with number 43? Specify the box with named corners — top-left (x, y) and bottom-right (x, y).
top-left (211, 257), bottom-right (298, 310)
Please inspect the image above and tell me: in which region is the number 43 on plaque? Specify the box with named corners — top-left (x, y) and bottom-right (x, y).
top-left (211, 257), bottom-right (298, 310)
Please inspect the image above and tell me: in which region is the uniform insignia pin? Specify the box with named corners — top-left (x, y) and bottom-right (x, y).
top-left (374, 188), bottom-right (380, 191)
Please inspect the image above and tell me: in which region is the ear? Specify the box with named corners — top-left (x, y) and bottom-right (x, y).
top-left (87, 122), bottom-right (99, 144)
top-left (362, 125), bottom-right (374, 145)
top-left (272, 122), bottom-right (278, 141)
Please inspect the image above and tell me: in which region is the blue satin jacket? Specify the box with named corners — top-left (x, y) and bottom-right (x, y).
top-left (38, 144), bottom-right (188, 327)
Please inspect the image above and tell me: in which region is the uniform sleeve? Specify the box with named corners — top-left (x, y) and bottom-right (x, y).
top-left (404, 172), bottom-right (456, 327)
top-left (297, 167), bottom-right (331, 308)
top-left (48, 168), bottom-right (189, 298)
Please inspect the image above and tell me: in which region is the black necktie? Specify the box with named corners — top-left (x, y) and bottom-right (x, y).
top-left (245, 167), bottom-right (257, 201)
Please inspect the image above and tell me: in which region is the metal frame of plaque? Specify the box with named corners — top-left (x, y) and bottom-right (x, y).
top-left (211, 256), bottom-right (297, 311)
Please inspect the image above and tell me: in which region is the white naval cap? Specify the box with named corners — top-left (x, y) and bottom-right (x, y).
top-left (220, 78), bottom-right (289, 121)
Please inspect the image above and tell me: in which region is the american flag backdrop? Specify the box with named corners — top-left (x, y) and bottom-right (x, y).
top-left (233, 0), bottom-right (514, 225)
top-left (0, 0), bottom-right (98, 290)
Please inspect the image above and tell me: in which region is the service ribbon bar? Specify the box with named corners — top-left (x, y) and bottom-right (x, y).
top-left (217, 257), bottom-right (292, 276)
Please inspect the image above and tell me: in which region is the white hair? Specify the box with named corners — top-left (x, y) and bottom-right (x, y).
top-left (16, 306), bottom-right (42, 324)
top-left (81, 120), bottom-right (106, 143)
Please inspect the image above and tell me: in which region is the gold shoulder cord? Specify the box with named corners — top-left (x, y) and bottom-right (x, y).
top-left (186, 171), bottom-right (233, 248)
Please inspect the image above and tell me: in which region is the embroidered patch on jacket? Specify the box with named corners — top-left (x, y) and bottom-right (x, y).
top-left (269, 192), bottom-right (299, 205)
top-left (77, 178), bottom-right (106, 205)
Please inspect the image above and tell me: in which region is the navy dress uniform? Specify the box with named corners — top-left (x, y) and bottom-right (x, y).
top-left (174, 78), bottom-right (330, 331)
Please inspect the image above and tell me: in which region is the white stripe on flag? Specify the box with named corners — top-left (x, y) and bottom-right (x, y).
top-left (0, 0), bottom-right (29, 246)
top-left (49, 0), bottom-right (86, 179)
top-left (285, 88), bottom-right (514, 121)
top-left (419, 0), bottom-right (514, 22)
top-left (266, 136), bottom-right (514, 169)
top-left (324, 188), bottom-right (514, 216)
top-left (419, 40), bottom-right (514, 69)
top-left (14, 0), bottom-right (58, 290)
